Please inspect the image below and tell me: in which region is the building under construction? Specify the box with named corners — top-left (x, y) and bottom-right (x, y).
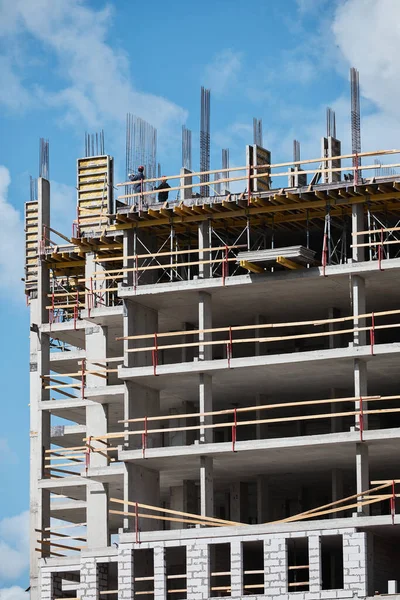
top-left (26, 80), bottom-right (400, 600)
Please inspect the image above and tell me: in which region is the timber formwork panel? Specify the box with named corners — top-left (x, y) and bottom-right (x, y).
top-left (76, 155), bottom-right (113, 235)
top-left (25, 200), bottom-right (39, 293)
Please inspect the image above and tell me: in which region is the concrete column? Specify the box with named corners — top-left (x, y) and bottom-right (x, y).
top-left (198, 291), bottom-right (212, 361)
top-left (168, 401), bottom-right (196, 447)
top-left (153, 545), bottom-right (166, 599)
top-left (356, 443), bottom-right (370, 516)
top-left (199, 374), bottom-right (212, 443)
top-left (186, 541), bottom-right (209, 600)
top-left (328, 307), bottom-right (341, 349)
top-left (352, 204), bottom-right (366, 263)
top-left (198, 221), bottom-right (211, 279)
top-left (169, 480), bottom-right (197, 529)
top-left (230, 481), bottom-right (241, 522)
top-left (354, 354), bottom-right (369, 516)
top-left (257, 475), bottom-right (270, 523)
top-left (122, 229), bottom-right (134, 287)
top-left (123, 463), bottom-right (160, 532)
top-left (255, 393), bottom-right (268, 440)
top-left (200, 456), bottom-right (214, 518)
top-left (352, 275), bottom-right (367, 346)
top-left (123, 300), bottom-right (158, 369)
top-left (30, 178), bottom-right (51, 600)
top-left (85, 320), bottom-right (110, 549)
top-left (331, 468), bottom-right (344, 517)
top-left (230, 540), bottom-right (243, 597)
top-left (255, 315), bottom-right (266, 356)
top-left (124, 382), bottom-right (160, 450)
top-left (330, 387), bottom-right (344, 433)
top-left (118, 547), bottom-right (134, 600)
top-left (308, 536), bottom-right (322, 593)
top-left (264, 537), bottom-right (287, 596)
top-left (180, 168), bottom-right (193, 200)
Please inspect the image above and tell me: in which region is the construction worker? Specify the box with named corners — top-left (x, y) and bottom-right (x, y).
top-left (129, 166), bottom-right (145, 195)
top-left (155, 176), bottom-right (171, 203)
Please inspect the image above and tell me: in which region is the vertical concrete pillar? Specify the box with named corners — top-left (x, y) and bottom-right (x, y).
top-left (257, 475), bottom-right (270, 523)
top-left (124, 382), bottom-right (160, 450)
top-left (198, 292), bottom-right (212, 360)
top-left (200, 456), bottom-right (214, 518)
top-left (123, 300), bottom-right (158, 368)
top-left (352, 275), bottom-right (367, 346)
top-left (328, 307), bottom-right (341, 349)
top-left (30, 178), bottom-right (51, 600)
top-left (356, 443), bottom-right (370, 516)
top-left (255, 315), bottom-right (266, 356)
top-left (118, 547), bottom-right (134, 600)
top-left (199, 374), bottom-right (213, 443)
top-left (198, 221), bottom-right (211, 279)
top-left (230, 481), bottom-right (241, 523)
top-left (198, 291), bottom-right (213, 446)
top-left (330, 387), bottom-right (344, 433)
top-left (230, 540), bottom-right (243, 597)
top-left (331, 468), bottom-right (344, 517)
top-left (123, 463), bottom-right (160, 532)
top-left (255, 393), bottom-right (268, 440)
top-left (181, 168), bottom-right (193, 200)
top-left (169, 481), bottom-right (197, 529)
top-left (309, 536), bottom-right (322, 593)
top-left (85, 318), bottom-right (110, 549)
top-left (352, 204), bottom-right (365, 263)
top-left (153, 545), bottom-right (166, 599)
top-left (122, 229), bottom-right (134, 287)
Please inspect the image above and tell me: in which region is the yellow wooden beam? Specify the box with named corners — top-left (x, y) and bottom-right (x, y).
top-left (276, 256), bottom-right (304, 270)
top-left (239, 260), bottom-right (264, 274)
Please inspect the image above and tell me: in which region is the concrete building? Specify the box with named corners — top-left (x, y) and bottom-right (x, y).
top-left (26, 149), bottom-right (400, 600)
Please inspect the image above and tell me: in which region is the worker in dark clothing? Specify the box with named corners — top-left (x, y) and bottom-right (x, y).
top-left (128, 166), bottom-right (145, 194)
top-left (155, 176), bottom-right (171, 203)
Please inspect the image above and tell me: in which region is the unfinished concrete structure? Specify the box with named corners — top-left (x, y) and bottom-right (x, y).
top-left (26, 145), bottom-right (400, 600)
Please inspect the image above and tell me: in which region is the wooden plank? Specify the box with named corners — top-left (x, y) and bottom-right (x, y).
top-left (109, 498), bottom-right (241, 527)
top-left (109, 509), bottom-right (224, 528)
top-left (120, 307), bottom-right (400, 342)
top-left (116, 149), bottom-right (400, 187)
top-left (118, 395), bottom-right (382, 426)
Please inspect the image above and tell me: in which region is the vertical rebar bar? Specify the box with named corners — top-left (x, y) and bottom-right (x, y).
top-left (200, 87), bottom-right (211, 196)
top-left (350, 67), bottom-right (361, 168)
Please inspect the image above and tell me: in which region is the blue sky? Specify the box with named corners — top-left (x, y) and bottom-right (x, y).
top-left (0, 0), bottom-right (399, 596)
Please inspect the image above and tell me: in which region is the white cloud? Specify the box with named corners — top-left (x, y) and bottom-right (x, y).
top-left (0, 0), bottom-right (187, 136)
top-left (0, 167), bottom-right (25, 296)
top-left (0, 511), bottom-right (29, 584)
top-left (332, 0), bottom-right (400, 155)
top-left (204, 49), bottom-right (242, 97)
top-left (0, 587), bottom-right (27, 600)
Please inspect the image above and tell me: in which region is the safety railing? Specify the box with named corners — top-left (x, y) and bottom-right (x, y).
top-left (352, 226), bottom-right (400, 270)
top-left (120, 308), bottom-right (400, 373)
top-left (84, 392), bottom-right (400, 456)
top-left (116, 149), bottom-right (400, 207)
